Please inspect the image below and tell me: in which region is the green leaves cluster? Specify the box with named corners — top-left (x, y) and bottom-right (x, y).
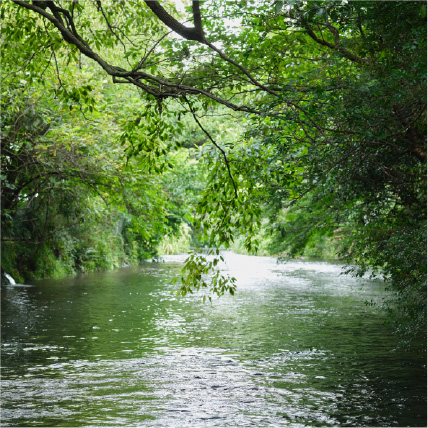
top-left (176, 252), bottom-right (237, 302)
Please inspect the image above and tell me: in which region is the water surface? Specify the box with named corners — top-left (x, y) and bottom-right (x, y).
top-left (1, 253), bottom-right (426, 426)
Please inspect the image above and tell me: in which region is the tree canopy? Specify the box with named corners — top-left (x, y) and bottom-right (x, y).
top-left (2, 0), bottom-right (426, 343)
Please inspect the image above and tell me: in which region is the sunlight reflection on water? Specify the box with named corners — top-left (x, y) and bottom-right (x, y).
top-left (1, 253), bottom-right (426, 427)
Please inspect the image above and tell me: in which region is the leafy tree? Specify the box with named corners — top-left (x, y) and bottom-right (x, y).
top-left (240, 1), bottom-right (427, 342)
top-left (0, 86), bottom-right (171, 279)
top-left (1, 4), bottom-right (190, 280)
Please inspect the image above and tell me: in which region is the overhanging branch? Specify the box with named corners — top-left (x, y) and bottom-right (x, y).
top-left (302, 21), bottom-right (368, 65)
top-left (11, 0), bottom-right (261, 115)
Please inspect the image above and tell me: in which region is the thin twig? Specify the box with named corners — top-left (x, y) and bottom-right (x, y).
top-left (183, 96), bottom-right (238, 198)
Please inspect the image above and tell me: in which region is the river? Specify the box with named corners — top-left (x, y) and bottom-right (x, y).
top-left (1, 253), bottom-right (426, 427)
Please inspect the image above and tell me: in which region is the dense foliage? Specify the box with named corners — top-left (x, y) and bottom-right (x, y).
top-left (1, 15), bottom-right (200, 280)
top-left (1, 1), bottom-right (426, 343)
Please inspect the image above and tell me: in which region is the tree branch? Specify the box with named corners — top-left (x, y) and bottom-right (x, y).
top-left (143, 0), bottom-right (205, 42)
top-left (11, 0), bottom-right (262, 115)
top-left (143, 0), bottom-right (278, 96)
top-left (192, 1), bottom-right (204, 40)
top-left (183, 96), bottom-right (238, 198)
top-left (302, 21), bottom-right (368, 65)
top-left (203, 41), bottom-right (279, 97)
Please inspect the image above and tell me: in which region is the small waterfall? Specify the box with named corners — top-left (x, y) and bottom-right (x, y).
top-left (5, 273), bottom-right (16, 285)
top-left (2, 271), bottom-right (16, 285)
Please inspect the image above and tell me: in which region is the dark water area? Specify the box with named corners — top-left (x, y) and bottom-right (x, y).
top-left (1, 253), bottom-right (426, 427)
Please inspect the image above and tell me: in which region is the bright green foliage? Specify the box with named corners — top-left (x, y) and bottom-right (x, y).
top-left (0, 2), bottom-right (189, 280)
top-left (1, 87), bottom-right (169, 279)
top-left (175, 251), bottom-right (237, 302)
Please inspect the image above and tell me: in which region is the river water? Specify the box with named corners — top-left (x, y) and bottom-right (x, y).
top-left (1, 253), bottom-right (426, 427)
